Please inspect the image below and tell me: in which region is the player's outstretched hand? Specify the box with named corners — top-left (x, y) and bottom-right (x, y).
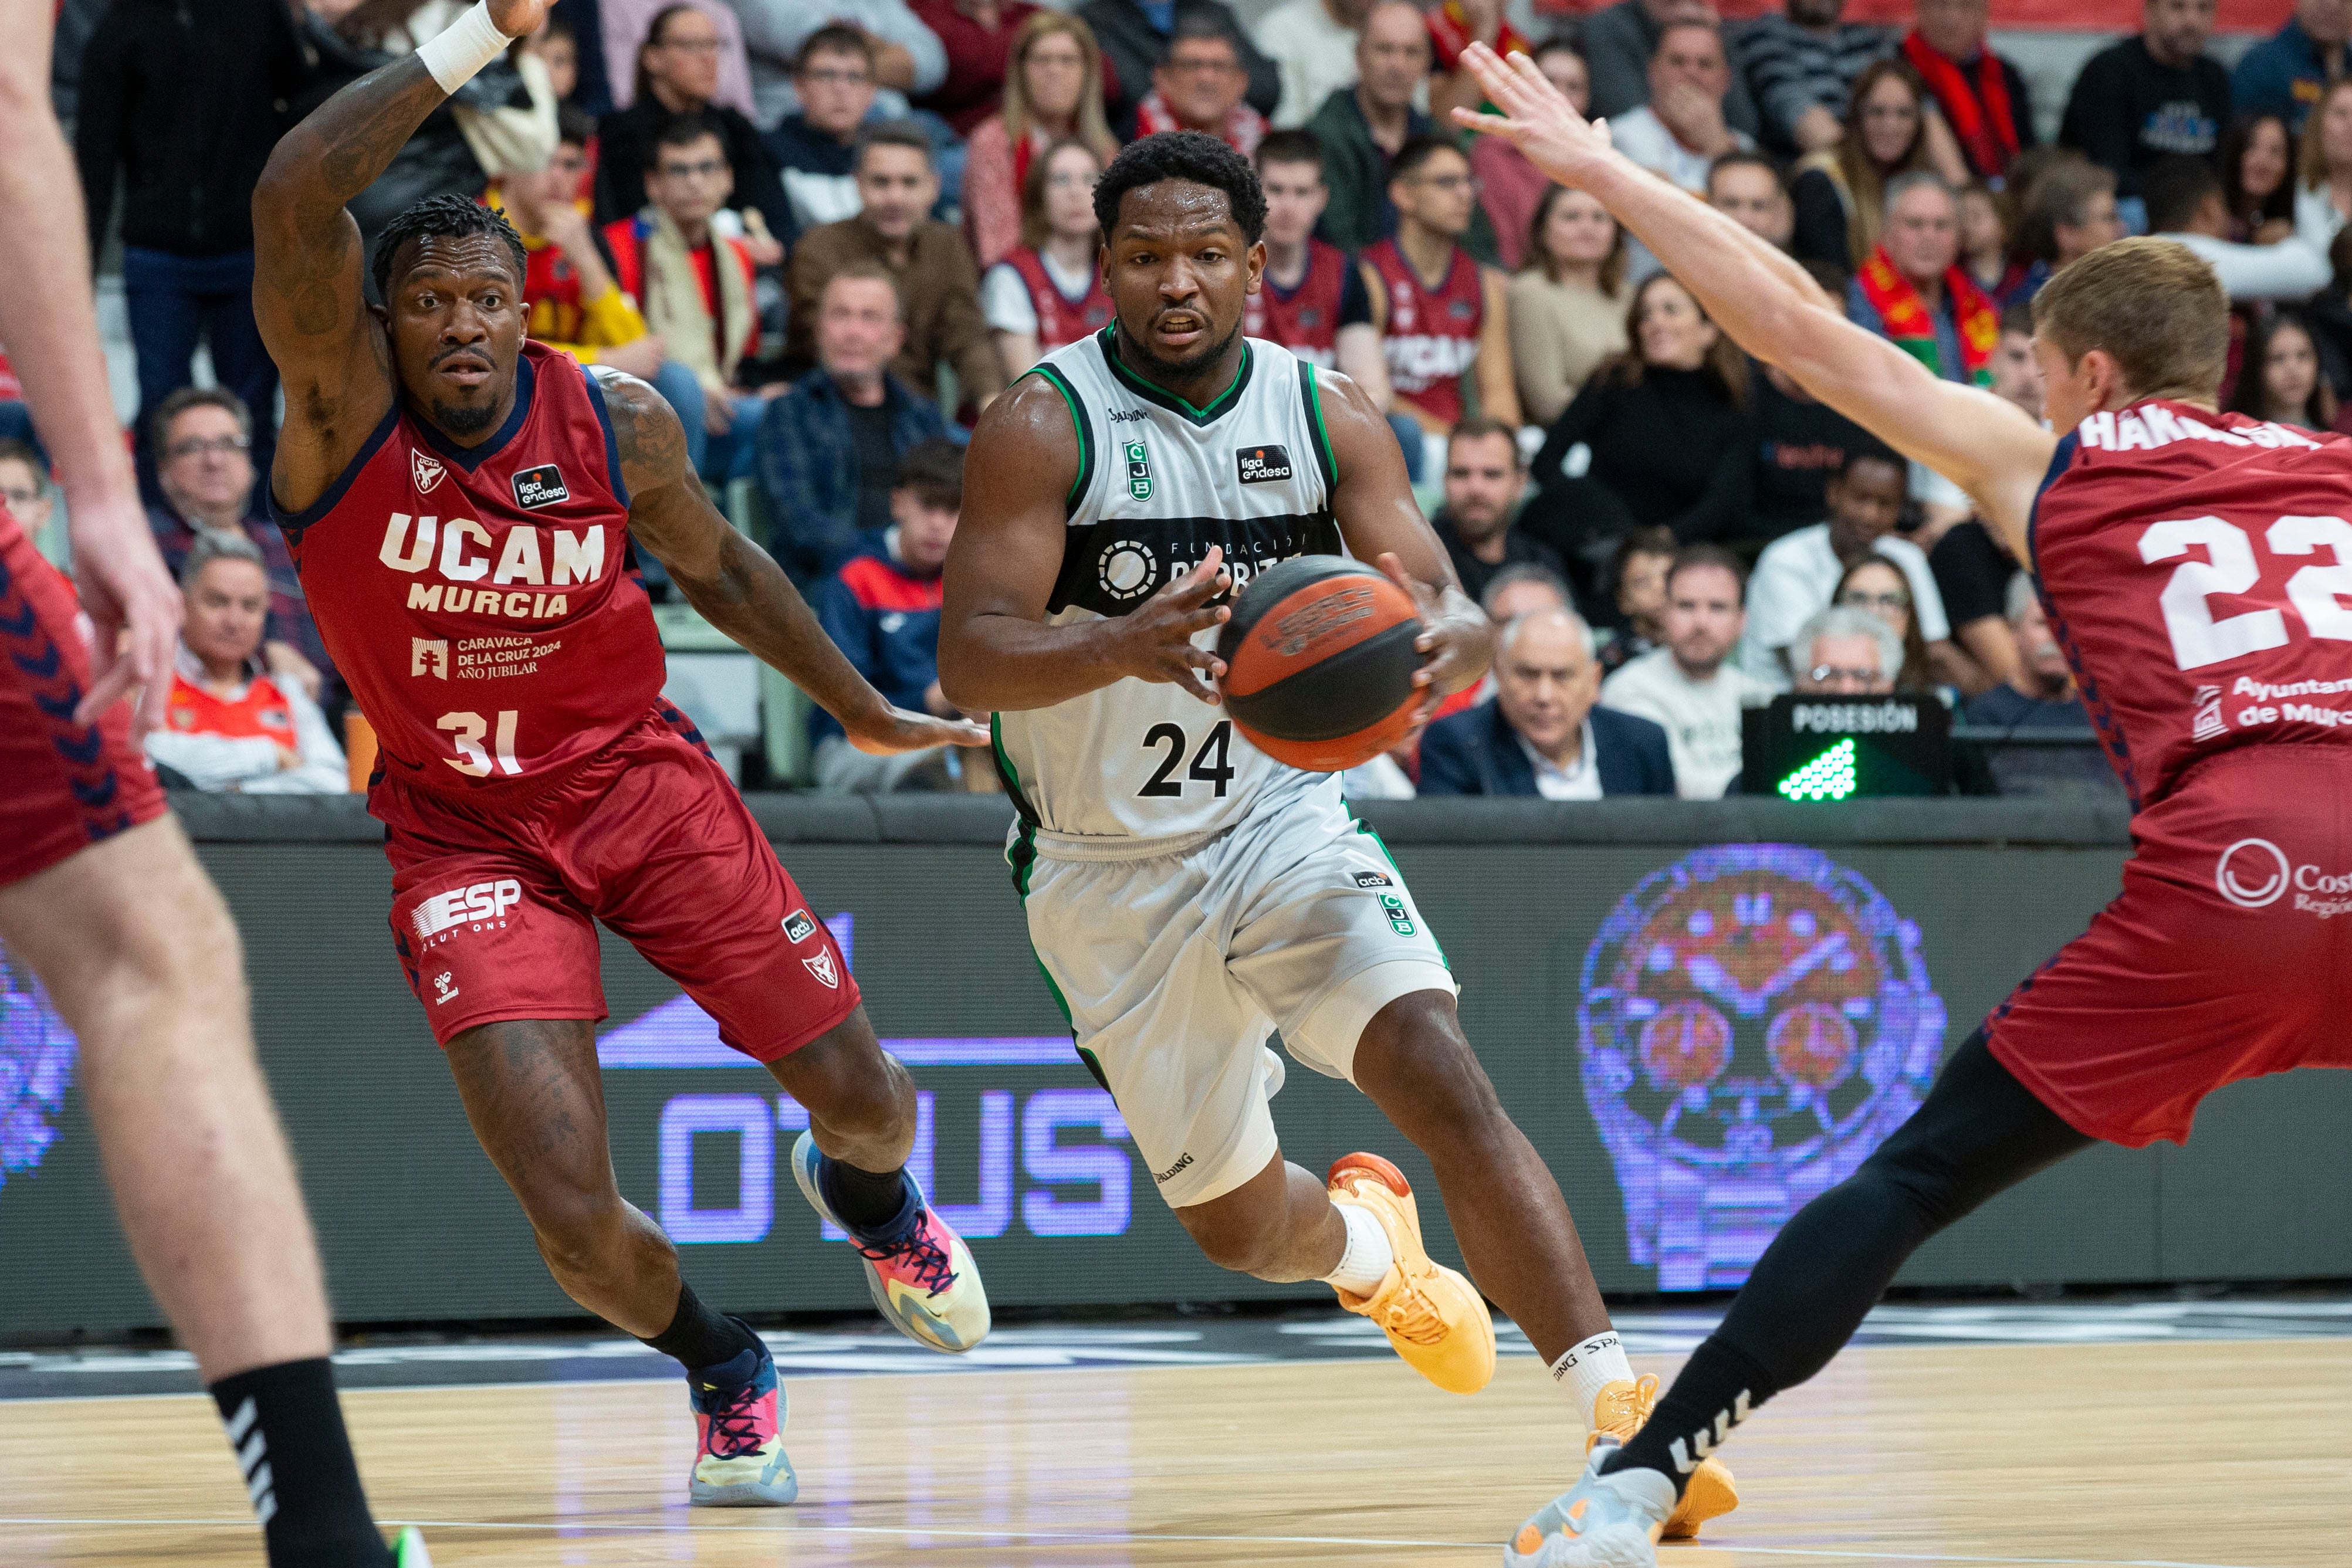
top-left (845, 704), bottom-right (993, 756)
top-left (69, 492), bottom-right (182, 739)
top-left (1376, 551), bottom-right (1493, 725)
top-left (1449, 41), bottom-right (1618, 191)
top-left (487, 0), bottom-right (554, 38)
top-left (1109, 544), bottom-right (1231, 705)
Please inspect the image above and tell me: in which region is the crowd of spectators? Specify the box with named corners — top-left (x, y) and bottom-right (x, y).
top-left (27, 0), bottom-right (2346, 801)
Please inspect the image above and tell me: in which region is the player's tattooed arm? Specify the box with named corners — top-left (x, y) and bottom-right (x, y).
top-left (1319, 370), bottom-right (1494, 720)
top-left (598, 370), bottom-right (989, 756)
top-left (940, 377), bottom-right (1234, 711)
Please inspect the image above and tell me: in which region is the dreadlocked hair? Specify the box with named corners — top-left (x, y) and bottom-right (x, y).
top-left (373, 193), bottom-right (528, 303)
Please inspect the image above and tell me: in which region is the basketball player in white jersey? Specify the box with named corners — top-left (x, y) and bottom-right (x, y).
top-left (940, 131), bottom-right (1734, 1538)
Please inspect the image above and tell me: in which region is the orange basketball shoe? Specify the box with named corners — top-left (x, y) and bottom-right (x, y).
top-left (1588, 1375), bottom-right (1737, 1538)
top-left (1325, 1153), bottom-right (1495, 1394)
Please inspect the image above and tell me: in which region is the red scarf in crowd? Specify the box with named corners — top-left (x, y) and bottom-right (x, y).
top-left (1901, 30), bottom-right (2018, 178)
top-left (1133, 90), bottom-right (1266, 157)
top-left (1856, 244), bottom-right (1999, 387)
top-left (1424, 1), bottom-right (1528, 72)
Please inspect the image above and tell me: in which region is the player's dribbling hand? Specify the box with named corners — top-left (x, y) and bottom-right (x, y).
top-left (1449, 42), bottom-right (1617, 189)
top-left (1375, 552), bottom-right (1493, 727)
top-left (1109, 545), bottom-right (1231, 705)
top-left (844, 703), bottom-right (992, 756)
top-left (67, 490), bottom-right (181, 739)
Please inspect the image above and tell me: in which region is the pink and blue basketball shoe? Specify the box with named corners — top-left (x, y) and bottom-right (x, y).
top-left (790, 1131), bottom-right (992, 1354)
top-left (686, 1340), bottom-right (798, 1506)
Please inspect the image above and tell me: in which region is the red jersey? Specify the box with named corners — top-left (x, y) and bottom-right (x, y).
top-left (2033, 400), bottom-right (2352, 811)
top-left (1365, 238), bottom-right (1482, 427)
top-left (1246, 240), bottom-right (1349, 368)
top-left (1003, 246), bottom-right (1112, 352)
top-left (164, 668), bottom-right (299, 750)
top-left (274, 342), bottom-right (664, 791)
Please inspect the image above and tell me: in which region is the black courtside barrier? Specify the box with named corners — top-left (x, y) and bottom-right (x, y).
top-left (4, 795), bottom-right (2346, 1337)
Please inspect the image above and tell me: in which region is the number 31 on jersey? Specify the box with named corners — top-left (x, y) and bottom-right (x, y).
top-left (2143, 514), bottom-right (2352, 670)
top-left (439, 709), bottom-right (523, 777)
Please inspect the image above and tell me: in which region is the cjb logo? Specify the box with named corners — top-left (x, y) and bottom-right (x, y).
top-left (1125, 439), bottom-right (1153, 502)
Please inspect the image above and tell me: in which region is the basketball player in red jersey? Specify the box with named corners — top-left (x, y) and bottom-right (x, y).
top-left (250, 0), bottom-right (996, 1507)
top-left (1361, 136), bottom-right (1520, 438)
top-left (1454, 43), bottom-right (2352, 1564)
top-left (0, 2), bottom-right (422, 1563)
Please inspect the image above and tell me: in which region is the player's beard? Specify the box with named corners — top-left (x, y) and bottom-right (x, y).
top-left (428, 396), bottom-right (500, 438)
top-left (1122, 315), bottom-right (1241, 385)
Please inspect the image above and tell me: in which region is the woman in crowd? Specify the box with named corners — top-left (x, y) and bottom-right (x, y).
top-left (1835, 556), bottom-right (1935, 695)
top-left (1524, 274), bottom-right (1754, 598)
top-left (2231, 311), bottom-right (2338, 431)
top-left (1474, 39), bottom-right (1589, 272)
top-left (1957, 181), bottom-right (2030, 306)
top-left (1791, 59), bottom-right (1936, 273)
top-left (2299, 78), bottom-right (2352, 239)
top-left (594, 3), bottom-right (787, 262)
top-left (981, 140), bottom-right (1111, 380)
top-left (2223, 111), bottom-right (2296, 243)
top-left (964, 12), bottom-right (1118, 273)
top-left (1507, 184), bottom-right (1629, 428)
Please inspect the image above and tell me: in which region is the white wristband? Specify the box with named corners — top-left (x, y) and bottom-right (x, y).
top-left (417, 1), bottom-right (514, 95)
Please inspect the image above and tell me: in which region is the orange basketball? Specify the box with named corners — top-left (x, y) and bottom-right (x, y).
top-left (1217, 556), bottom-right (1423, 773)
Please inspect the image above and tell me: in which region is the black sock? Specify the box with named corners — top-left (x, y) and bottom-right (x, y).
top-left (820, 1155), bottom-right (915, 1234)
top-left (637, 1282), bottom-right (761, 1373)
top-left (1605, 1336), bottom-right (1778, 1495)
top-left (208, 1358), bottom-right (392, 1568)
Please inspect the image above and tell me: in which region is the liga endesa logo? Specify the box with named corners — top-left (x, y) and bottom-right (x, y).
top-left (2213, 838), bottom-right (2352, 915)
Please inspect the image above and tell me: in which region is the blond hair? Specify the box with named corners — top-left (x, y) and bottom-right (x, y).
top-left (1003, 12), bottom-right (1119, 168)
top-left (2030, 237), bottom-right (2228, 403)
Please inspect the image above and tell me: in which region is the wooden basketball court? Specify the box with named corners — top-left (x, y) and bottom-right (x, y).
top-left (4, 1337), bottom-right (2348, 1566)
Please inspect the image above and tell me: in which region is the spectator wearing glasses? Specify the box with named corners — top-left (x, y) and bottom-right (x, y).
top-left (1417, 608), bottom-right (1677, 798)
top-left (769, 26), bottom-right (881, 239)
top-left (145, 388), bottom-right (332, 706)
top-left (75, 0), bottom-right (302, 505)
top-left (487, 108), bottom-right (665, 381)
top-left (0, 441), bottom-right (60, 565)
top-left (726, 0), bottom-right (945, 126)
top-left (786, 122), bottom-right (1005, 410)
top-left (1134, 17), bottom-right (1267, 154)
top-left (1601, 544), bottom-right (1770, 797)
top-left (1833, 554), bottom-right (1942, 693)
top-left (2060, 0), bottom-right (2229, 212)
top-left (1361, 136), bottom-right (1518, 467)
top-left (601, 0), bottom-right (760, 117)
top-left (1075, 0), bottom-right (1278, 139)
top-left (962, 12), bottom-right (1121, 273)
top-left (1740, 446), bottom-right (1952, 690)
top-left (601, 117), bottom-right (772, 483)
top-left (146, 533), bottom-right (346, 796)
top-left (1788, 605), bottom-right (1901, 695)
top-left (597, 3), bottom-right (790, 257)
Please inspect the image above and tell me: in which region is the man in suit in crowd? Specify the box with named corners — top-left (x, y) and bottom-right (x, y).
top-left (1417, 608), bottom-right (1677, 797)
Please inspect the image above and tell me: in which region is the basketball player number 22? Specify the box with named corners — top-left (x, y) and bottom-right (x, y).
top-left (2141, 514), bottom-right (2352, 670)
top-left (439, 710), bottom-right (523, 777)
top-left (1139, 721), bottom-right (1234, 797)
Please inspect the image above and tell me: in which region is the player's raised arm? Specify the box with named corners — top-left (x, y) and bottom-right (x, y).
top-left (1451, 43), bottom-right (2056, 549)
top-left (1316, 369), bottom-right (1494, 717)
top-left (938, 377), bottom-right (1237, 712)
top-left (597, 369), bottom-right (985, 756)
top-left (252, 0), bottom-right (547, 512)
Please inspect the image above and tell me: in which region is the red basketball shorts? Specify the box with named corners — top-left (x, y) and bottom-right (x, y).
top-left (377, 706), bottom-right (859, 1059)
top-left (1987, 746), bottom-right (2352, 1147)
top-left (0, 510), bottom-right (167, 888)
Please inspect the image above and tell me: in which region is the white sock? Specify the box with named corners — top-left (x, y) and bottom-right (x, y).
top-left (1323, 1201), bottom-right (1396, 1295)
top-left (1551, 1330), bottom-right (1637, 1427)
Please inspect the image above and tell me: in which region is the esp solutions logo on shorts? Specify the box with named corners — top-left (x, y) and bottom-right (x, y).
top-left (2214, 838), bottom-right (2290, 909)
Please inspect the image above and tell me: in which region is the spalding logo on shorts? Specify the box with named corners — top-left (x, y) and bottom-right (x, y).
top-left (1269, 585), bottom-right (1377, 656)
top-left (2215, 838), bottom-right (2291, 909)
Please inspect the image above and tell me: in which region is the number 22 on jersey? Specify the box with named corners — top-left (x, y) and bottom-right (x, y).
top-left (2141, 513), bottom-right (2352, 670)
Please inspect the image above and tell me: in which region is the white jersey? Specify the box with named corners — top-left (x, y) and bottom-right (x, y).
top-left (994, 328), bottom-right (1346, 843)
